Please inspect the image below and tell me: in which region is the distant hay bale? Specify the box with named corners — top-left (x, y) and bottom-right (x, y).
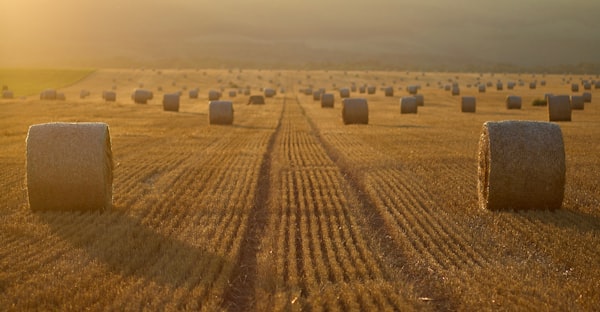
top-left (321, 93), bottom-right (334, 108)
top-left (444, 85), bottom-right (451, 91)
top-left (595, 81), bottom-right (600, 89)
top-left (339, 88), bottom-right (351, 98)
top-left (461, 96), bottom-right (476, 113)
top-left (229, 90), bottom-right (237, 97)
top-left (313, 90), bottom-right (322, 101)
top-left (384, 86), bottom-right (394, 97)
top-left (2, 90), bottom-right (14, 99)
top-left (507, 82), bottom-right (515, 90)
top-left (582, 92), bottom-right (592, 103)
top-left (189, 88), bottom-right (199, 99)
top-left (496, 82), bottom-right (504, 90)
top-left (478, 120), bottom-right (565, 210)
top-left (342, 98), bottom-right (368, 124)
top-left (209, 101), bottom-right (234, 125)
top-left (56, 93), bottom-right (66, 101)
top-left (583, 82), bottom-right (591, 90)
top-left (414, 94), bottom-right (424, 106)
top-left (451, 85), bottom-right (460, 96)
top-left (359, 86), bottom-right (366, 93)
top-left (367, 86), bottom-right (376, 94)
top-left (163, 93), bottom-right (180, 112)
top-left (248, 95), bottom-right (265, 105)
top-left (132, 89), bottom-right (152, 104)
top-left (80, 90), bottom-right (90, 99)
top-left (529, 82), bottom-right (537, 89)
top-left (303, 88), bottom-right (313, 96)
top-left (400, 97), bottom-right (417, 114)
top-left (350, 85), bottom-right (357, 92)
top-left (208, 90), bottom-right (221, 101)
top-left (264, 88), bottom-right (276, 98)
top-left (103, 91), bottom-right (116, 102)
top-left (506, 95), bottom-right (522, 109)
top-left (570, 95), bottom-right (584, 110)
top-left (478, 85), bottom-right (486, 93)
top-left (243, 89), bottom-right (251, 95)
top-left (571, 83), bottom-right (579, 92)
top-left (26, 122), bottom-right (113, 211)
top-left (540, 80), bottom-right (546, 86)
top-left (548, 95), bottom-right (571, 121)
top-left (40, 89), bottom-right (57, 100)
top-left (407, 85), bottom-right (418, 95)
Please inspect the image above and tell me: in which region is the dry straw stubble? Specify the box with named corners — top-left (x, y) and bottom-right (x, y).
top-left (478, 121), bottom-right (565, 211)
top-left (26, 122), bottom-right (113, 212)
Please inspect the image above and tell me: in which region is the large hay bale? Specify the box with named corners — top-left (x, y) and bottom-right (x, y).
top-left (208, 90), bottom-right (221, 101)
top-left (571, 83), bottom-right (579, 92)
top-left (400, 96), bottom-right (417, 114)
top-left (506, 95), bottom-right (522, 109)
top-left (163, 93), bottom-right (180, 112)
top-left (414, 94), bottom-right (424, 106)
top-left (461, 96), bottom-right (476, 113)
top-left (132, 89), bottom-right (152, 104)
top-left (342, 98), bottom-right (368, 124)
top-left (548, 95), bottom-right (571, 122)
top-left (339, 88), bottom-right (351, 98)
top-left (321, 93), bottom-right (334, 108)
top-left (26, 122), bottom-right (113, 211)
top-left (103, 91), bottom-right (116, 102)
top-left (384, 86), bottom-right (394, 97)
top-left (264, 88), bottom-right (276, 98)
top-left (582, 92), bottom-right (592, 103)
top-left (209, 101), bottom-right (234, 125)
top-left (2, 90), bottom-right (14, 99)
top-left (367, 86), bottom-right (376, 94)
top-left (248, 95), bottom-right (265, 105)
top-left (477, 121), bottom-right (565, 210)
top-left (40, 89), bottom-right (57, 100)
top-left (570, 95), bottom-right (584, 110)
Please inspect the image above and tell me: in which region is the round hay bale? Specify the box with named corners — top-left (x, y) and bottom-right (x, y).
top-left (400, 96), bottom-right (417, 114)
top-left (595, 81), bottom-right (600, 89)
top-left (248, 95), bottom-right (265, 105)
top-left (407, 85), bottom-right (418, 95)
top-left (570, 95), bottom-right (584, 110)
top-left (478, 85), bottom-right (486, 93)
top-left (350, 85), bottom-right (357, 92)
top-left (321, 93), bottom-right (334, 108)
top-left (359, 86), bottom-right (366, 94)
top-left (583, 82), bottom-right (591, 90)
top-left (339, 88), bottom-right (351, 98)
top-left (40, 89), bottom-right (57, 100)
top-left (529, 82), bottom-right (537, 89)
top-left (103, 91), bottom-right (116, 102)
top-left (477, 121), bottom-right (565, 210)
top-left (56, 93), bottom-right (66, 101)
top-left (132, 89), bottom-right (152, 104)
top-left (496, 82), bottom-right (504, 90)
top-left (209, 101), bottom-right (234, 125)
top-left (461, 96), bottom-right (476, 113)
top-left (540, 80), bottom-right (546, 86)
top-left (243, 89), bottom-right (251, 96)
top-left (189, 88), bottom-right (199, 99)
top-left (2, 90), bottom-right (14, 99)
top-left (80, 90), bottom-right (90, 99)
top-left (451, 85), bottom-right (460, 96)
top-left (506, 95), bottom-right (522, 109)
top-left (163, 93), bottom-right (180, 112)
top-left (229, 90), bottom-right (237, 97)
top-left (384, 86), bottom-right (394, 97)
top-left (571, 83), bottom-right (579, 92)
top-left (582, 92), bottom-right (592, 103)
top-left (414, 94), bottom-right (424, 106)
top-left (548, 95), bottom-right (571, 122)
top-left (313, 90), bottom-right (322, 101)
top-left (264, 88), bottom-right (276, 98)
top-left (367, 86), bottom-right (376, 94)
top-left (208, 90), bottom-right (221, 101)
top-left (26, 122), bottom-right (113, 211)
top-left (342, 98), bottom-right (368, 124)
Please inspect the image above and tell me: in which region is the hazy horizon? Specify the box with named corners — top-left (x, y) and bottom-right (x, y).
top-left (2, 0), bottom-right (599, 69)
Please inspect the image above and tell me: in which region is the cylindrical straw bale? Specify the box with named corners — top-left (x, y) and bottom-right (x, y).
top-left (367, 86), bottom-right (376, 94)
top-left (163, 93), bottom-right (180, 112)
top-left (497, 82), bottom-right (504, 90)
top-left (548, 95), bottom-right (571, 121)
top-left (506, 95), bottom-right (522, 109)
top-left (461, 96), bottom-right (476, 113)
top-left (384, 86), bottom-right (394, 97)
top-left (209, 101), bottom-right (234, 125)
top-left (248, 95), bottom-right (265, 105)
top-left (264, 88), bottom-right (276, 98)
top-left (582, 92), bottom-right (592, 103)
top-left (339, 88), bottom-right (351, 98)
top-left (583, 82), bottom-right (591, 90)
top-left (103, 91), bottom-right (116, 102)
top-left (415, 94), bottom-right (424, 106)
top-left (208, 90), bottom-right (221, 101)
top-left (451, 85), bottom-right (460, 96)
top-left (529, 82), bottom-right (537, 89)
top-left (478, 85), bottom-right (486, 93)
top-left (595, 81), bottom-right (600, 89)
top-left (40, 89), bottom-right (57, 100)
top-left (26, 122), bottom-right (113, 211)
top-left (80, 90), bottom-right (90, 99)
top-left (313, 90), bottom-right (322, 101)
top-left (478, 121), bottom-right (565, 210)
top-left (132, 89), bottom-right (152, 104)
top-left (400, 97), bottom-right (417, 114)
top-left (571, 83), bottom-right (579, 92)
top-left (189, 88), bottom-right (199, 99)
top-left (3, 90), bottom-right (14, 99)
top-left (342, 98), bottom-right (368, 124)
top-left (229, 90), bottom-right (237, 97)
top-left (570, 95), bottom-right (584, 110)
top-left (359, 86), bottom-right (366, 93)
top-left (407, 85), bottom-right (418, 95)
top-left (321, 93), bottom-right (334, 108)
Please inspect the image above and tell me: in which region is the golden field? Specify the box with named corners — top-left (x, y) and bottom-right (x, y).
top-left (1, 69), bottom-right (599, 311)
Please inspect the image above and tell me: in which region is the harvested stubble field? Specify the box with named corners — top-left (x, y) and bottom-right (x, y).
top-left (1, 68), bottom-right (599, 311)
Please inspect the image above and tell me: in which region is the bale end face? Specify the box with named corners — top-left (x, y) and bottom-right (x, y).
top-left (321, 93), bottom-right (334, 108)
top-left (342, 98), bottom-right (368, 124)
top-left (400, 97), bottom-right (417, 114)
top-left (26, 122), bottom-right (113, 212)
top-left (461, 96), bottom-right (476, 113)
top-left (209, 101), bottom-right (234, 125)
top-left (163, 93), bottom-right (180, 112)
top-left (548, 95), bottom-right (571, 122)
top-left (478, 121), bottom-right (565, 211)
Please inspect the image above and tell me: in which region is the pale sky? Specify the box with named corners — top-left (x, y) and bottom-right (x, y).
top-left (1, 0), bottom-right (599, 68)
